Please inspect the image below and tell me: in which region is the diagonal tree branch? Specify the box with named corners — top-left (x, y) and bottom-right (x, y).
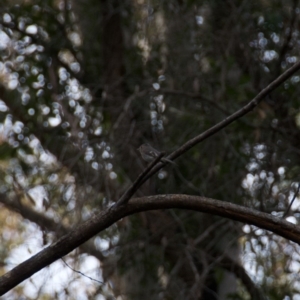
top-left (0, 194), bottom-right (105, 262)
top-left (217, 254), bottom-right (266, 300)
top-left (115, 152), bottom-right (165, 206)
top-left (133, 60), bottom-right (300, 193)
top-left (167, 60), bottom-right (300, 161)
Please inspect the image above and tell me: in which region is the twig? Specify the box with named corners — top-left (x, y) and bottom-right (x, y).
top-left (115, 152), bottom-right (165, 207)
top-left (217, 254), bottom-right (267, 300)
top-left (138, 60), bottom-right (300, 186)
top-left (282, 182), bottom-right (300, 218)
top-left (61, 258), bottom-right (104, 285)
top-left (159, 88), bottom-right (229, 115)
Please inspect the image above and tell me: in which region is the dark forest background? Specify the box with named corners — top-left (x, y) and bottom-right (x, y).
top-left (1, 0), bottom-right (300, 299)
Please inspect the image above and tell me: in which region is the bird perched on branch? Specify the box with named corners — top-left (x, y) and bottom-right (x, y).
top-left (137, 143), bottom-right (176, 165)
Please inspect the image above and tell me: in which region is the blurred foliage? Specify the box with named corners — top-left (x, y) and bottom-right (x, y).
top-left (0, 0), bottom-right (300, 299)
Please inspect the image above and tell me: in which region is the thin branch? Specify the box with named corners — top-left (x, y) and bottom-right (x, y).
top-left (4, 27), bottom-right (300, 203)
top-left (0, 193), bottom-right (105, 262)
top-left (193, 219), bottom-right (228, 246)
top-left (185, 248), bottom-right (204, 299)
top-left (139, 60), bottom-right (300, 185)
top-left (1, 194), bottom-right (300, 295)
top-left (61, 258), bottom-right (104, 285)
top-left (160, 88), bottom-right (229, 115)
top-left (283, 182), bottom-right (300, 218)
top-left (216, 255), bottom-right (266, 300)
top-left (115, 152), bottom-right (165, 207)
top-left (112, 90), bottom-right (148, 132)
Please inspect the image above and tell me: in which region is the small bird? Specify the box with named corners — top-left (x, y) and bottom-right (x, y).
top-left (137, 143), bottom-right (176, 165)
